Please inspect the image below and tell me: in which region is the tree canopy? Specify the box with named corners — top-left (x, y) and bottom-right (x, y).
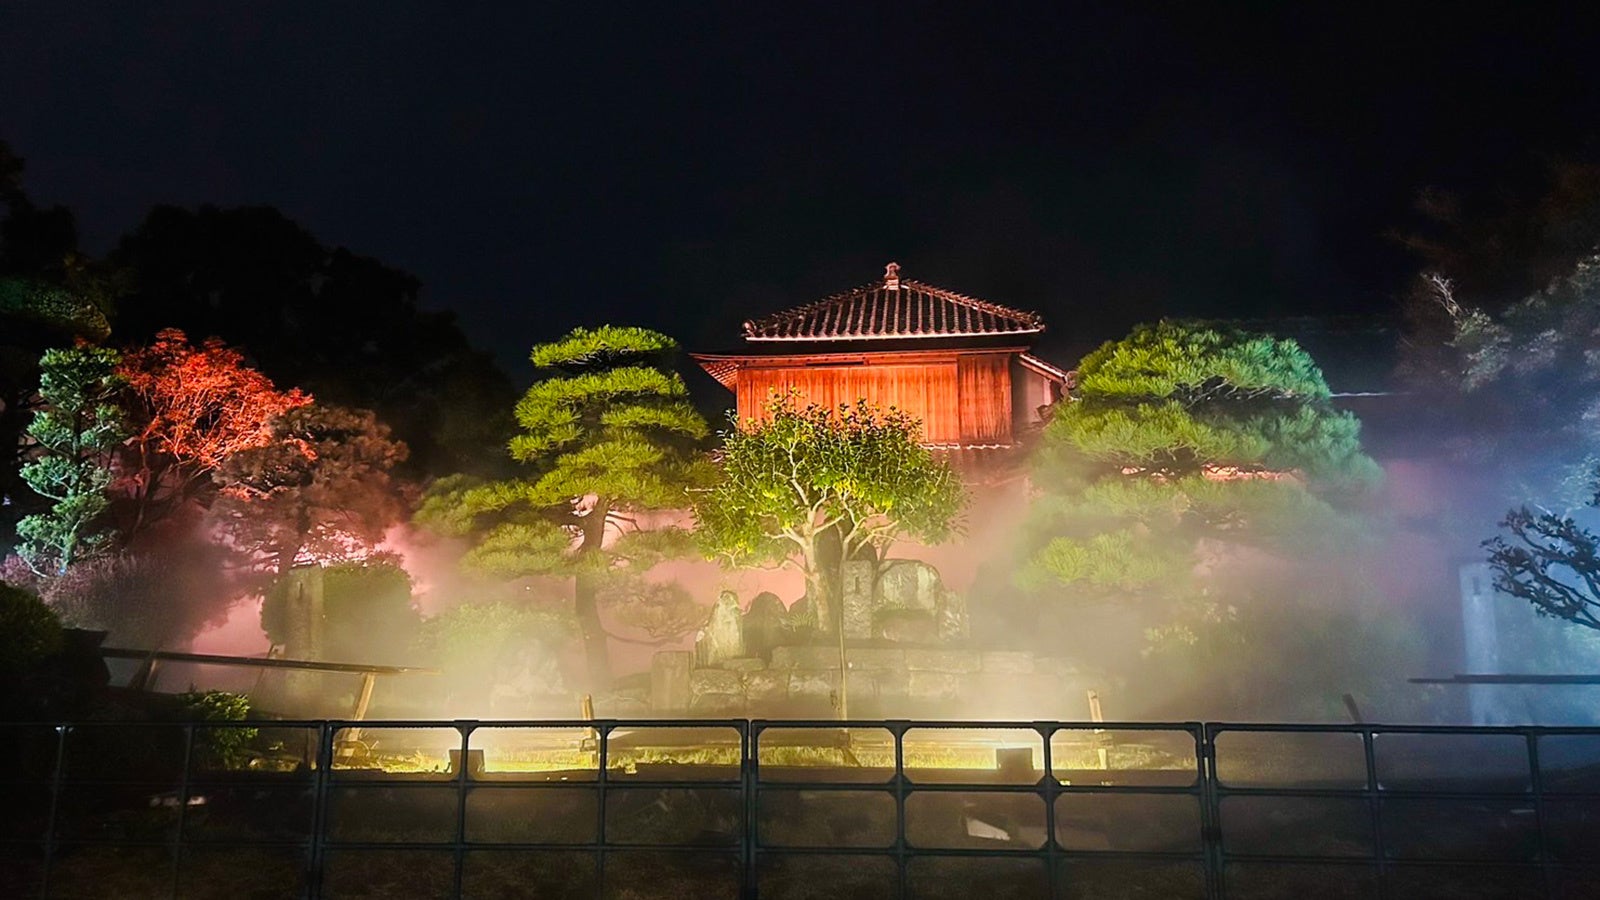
top-left (1419, 254), bottom-right (1600, 510)
top-left (1018, 320), bottom-right (1379, 636)
top-left (116, 328), bottom-right (311, 537)
top-left (417, 325), bottom-right (711, 685)
top-left (209, 404), bottom-right (410, 578)
top-left (694, 395), bottom-right (966, 632)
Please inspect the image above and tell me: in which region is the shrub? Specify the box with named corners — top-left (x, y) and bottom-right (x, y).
top-left (0, 581), bottom-right (64, 674)
top-left (177, 690), bottom-right (258, 769)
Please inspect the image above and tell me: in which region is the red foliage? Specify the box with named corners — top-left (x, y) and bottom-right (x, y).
top-left (117, 329), bottom-right (311, 533)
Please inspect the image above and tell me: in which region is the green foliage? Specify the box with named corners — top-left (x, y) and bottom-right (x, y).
top-left (0, 279), bottom-right (110, 342)
top-left (696, 397), bottom-right (966, 566)
top-left (0, 581), bottom-right (63, 674)
top-left (1018, 529), bottom-right (1188, 593)
top-left (16, 345), bottom-right (128, 574)
top-left (694, 396), bottom-right (966, 631)
top-left (418, 325), bottom-right (712, 682)
top-left (2, 280), bottom-right (115, 546)
top-left (529, 326), bottom-right (678, 370)
top-left (1074, 320), bottom-right (1330, 402)
top-left (261, 559), bottom-right (421, 664)
top-left (176, 690), bottom-right (258, 768)
top-left (1021, 319), bottom-right (1379, 625)
top-left (425, 325), bottom-right (709, 580)
top-left (414, 598), bottom-right (575, 683)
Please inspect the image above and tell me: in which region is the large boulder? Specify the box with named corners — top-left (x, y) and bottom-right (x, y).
top-left (742, 592), bottom-right (787, 662)
top-left (694, 591), bottom-right (745, 668)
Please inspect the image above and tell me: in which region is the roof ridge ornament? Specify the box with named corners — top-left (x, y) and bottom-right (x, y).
top-left (883, 261), bottom-right (901, 291)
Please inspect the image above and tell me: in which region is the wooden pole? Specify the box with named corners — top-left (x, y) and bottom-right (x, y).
top-left (344, 672), bottom-right (378, 746)
top-left (1087, 689), bottom-right (1108, 770)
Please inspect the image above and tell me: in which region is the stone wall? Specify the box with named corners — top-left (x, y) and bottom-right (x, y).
top-left (639, 644), bottom-right (1102, 720)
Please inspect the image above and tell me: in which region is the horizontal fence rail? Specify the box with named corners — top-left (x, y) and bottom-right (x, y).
top-left (2, 718), bottom-right (1599, 898)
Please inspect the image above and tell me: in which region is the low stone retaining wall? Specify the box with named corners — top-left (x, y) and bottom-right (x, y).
top-left (637, 645), bottom-right (1102, 719)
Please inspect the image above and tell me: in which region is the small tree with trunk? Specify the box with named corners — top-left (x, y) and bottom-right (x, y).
top-left (694, 395), bottom-right (966, 633)
top-left (416, 326), bottom-right (711, 687)
top-left (15, 345), bottom-right (127, 574)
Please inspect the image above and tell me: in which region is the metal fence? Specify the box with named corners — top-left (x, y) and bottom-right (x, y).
top-left (4, 718), bottom-right (1599, 898)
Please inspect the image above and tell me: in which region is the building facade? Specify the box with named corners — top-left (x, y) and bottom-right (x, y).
top-left (693, 263), bottom-right (1070, 452)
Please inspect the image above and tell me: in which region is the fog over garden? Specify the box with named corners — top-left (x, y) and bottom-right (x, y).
top-left (5, 142), bottom-right (1600, 729)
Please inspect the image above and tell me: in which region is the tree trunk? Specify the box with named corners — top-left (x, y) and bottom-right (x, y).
top-left (575, 501), bottom-right (613, 689)
top-left (801, 565), bottom-right (833, 634)
top-left (813, 525), bottom-right (845, 634)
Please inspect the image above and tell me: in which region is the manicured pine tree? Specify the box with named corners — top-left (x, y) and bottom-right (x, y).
top-left (1020, 320), bottom-right (1380, 639)
top-left (417, 326), bottom-right (711, 687)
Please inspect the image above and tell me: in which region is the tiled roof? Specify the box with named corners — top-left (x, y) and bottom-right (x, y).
top-left (1017, 352), bottom-right (1072, 384)
top-left (742, 263), bottom-right (1045, 342)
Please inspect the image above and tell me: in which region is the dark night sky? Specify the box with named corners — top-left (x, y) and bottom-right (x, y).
top-left (3, 2), bottom-right (1598, 378)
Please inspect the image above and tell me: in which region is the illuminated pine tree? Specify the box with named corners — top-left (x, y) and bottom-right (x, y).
top-left (417, 326), bottom-right (711, 686)
top-left (15, 346), bottom-right (127, 574)
top-left (1019, 321), bottom-right (1380, 636)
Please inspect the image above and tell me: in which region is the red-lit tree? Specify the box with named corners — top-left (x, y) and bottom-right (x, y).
top-left (116, 328), bottom-right (310, 537)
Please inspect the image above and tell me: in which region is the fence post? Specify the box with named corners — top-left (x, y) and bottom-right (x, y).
top-left (37, 724), bottom-right (69, 900)
top-left (892, 721), bottom-right (909, 900)
top-left (452, 721), bottom-right (474, 899)
top-left (1040, 723), bottom-right (1060, 899)
top-left (306, 721), bottom-right (336, 900)
top-left (742, 720), bottom-right (759, 899)
top-left (595, 721), bottom-right (610, 900)
top-left (168, 723), bottom-right (197, 899)
top-left (1361, 728), bottom-right (1387, 900)
top-left (1526, 731), bottom-right (1553, 898)
top-left (1196, 724), bottom-right (1224, 900)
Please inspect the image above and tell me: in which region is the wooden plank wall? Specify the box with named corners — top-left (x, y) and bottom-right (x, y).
top-left (736, 362), bottom-right (962, 443)
top-left (957, 353), bottom-right (1013, 443)
top-left (733, 352), bottom-right (1017, 445)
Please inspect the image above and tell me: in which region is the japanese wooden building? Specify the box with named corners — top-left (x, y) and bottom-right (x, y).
top-left (693, 263), bottom-right (1071, 454)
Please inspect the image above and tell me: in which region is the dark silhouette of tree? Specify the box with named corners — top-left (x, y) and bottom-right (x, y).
top-left (0, 140), bottom-right (80, 284)
top-left (209, 404), bottom-right (409, 578)
top-left (1486, 503), bottom-right (1600, 633)
top-left (1397, 157), bottom-right (1600, 313)
top-left (110, 205), bottom-right (514, 479)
